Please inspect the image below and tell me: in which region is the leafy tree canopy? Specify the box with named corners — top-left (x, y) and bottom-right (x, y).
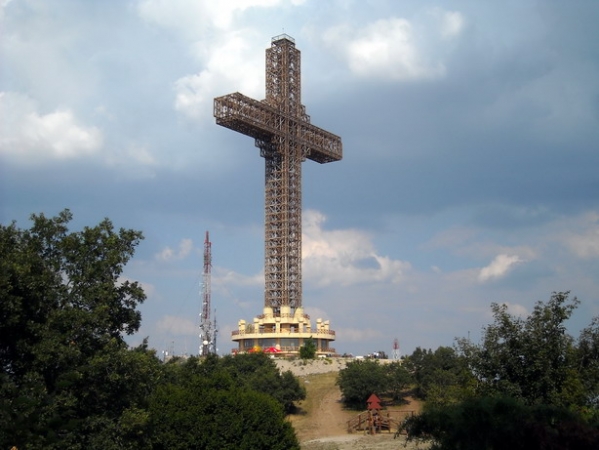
top-left (403, 396), bottom-right (599, 450)
top-left (456, 291), bottom-right (593, 409)
top-left (0, 210), bottom-right (151, 449)
top-left (404, 346), bottom-right (475, 406)
top-left (1, 211), bottom-right (305, 449)
top-left (337, 359), bottom-right (390, 409)
top-left (299, 336), bottom-right (317, 359)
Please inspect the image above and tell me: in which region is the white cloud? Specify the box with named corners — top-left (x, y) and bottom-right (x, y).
top-left (0, 92), bottom-right (103, 164)
top-left (501, 302), bottom-right (529, 317)
top-left (138, 0), bottom-right (293, 34)
top-left (560, 212), bottom-right (599, 258)
top-left (438, 10), bottom-right (465, 39)
top-left (478, 254), bottom-right (523, 282)
top-left (138, 0), bottom-right (311, 122)
top-left (174, 32), bottom-right (263, 121)
top-left (322, 17), bottom-right (446, 81)
top-left (214, 268), bottom-right (263, 287)
top-left (155, 238), bottom-right (194, 262)
top-left (157, 315), bottom-right (197, 336)
top-left (336, 327), bottom-right (384, 344)
top-left (302, 210), bottom-right (411, 286)
top-left (0, 0), bottom-right (13, 20)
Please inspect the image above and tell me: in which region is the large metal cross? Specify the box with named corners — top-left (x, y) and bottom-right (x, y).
top-left (214, 34), bottom-right (342, 315)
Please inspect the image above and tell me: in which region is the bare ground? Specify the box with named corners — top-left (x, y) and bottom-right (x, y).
top-left (277, 359), bottom-right (429, 450)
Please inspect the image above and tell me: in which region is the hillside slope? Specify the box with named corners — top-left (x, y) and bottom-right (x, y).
top-left (277, 360), bottom-right (427, 450)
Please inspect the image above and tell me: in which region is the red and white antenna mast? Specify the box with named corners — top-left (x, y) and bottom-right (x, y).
top-left (392, 338), bottom-right (401, 360)
top-left (199, 231), bottom-right (217, 356)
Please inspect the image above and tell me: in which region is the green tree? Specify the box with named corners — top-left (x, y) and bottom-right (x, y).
top-left (0, 210), bottom-right (148, 449)
top-left (337, 359), bottom-right (388, 409)
top-left (385, 361), bottom-right (413, 403)
top-left (148, 361), bottom-right (300, 449)
top-left (577, 317), bottom-right (599, 417)
top-left (299, 336), bottom-right (317, 359)
top-left (404, 346), bottom-right (473, 405)
top-left (402, 396), bottom-right (599, 450)
top-left (457, 292), bottom-right (583, 407)
top-left (219, 353), bottom-right (306, 413)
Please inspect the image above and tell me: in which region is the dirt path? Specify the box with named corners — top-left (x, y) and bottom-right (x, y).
top-left (280, 361), bottom-right (428, 450)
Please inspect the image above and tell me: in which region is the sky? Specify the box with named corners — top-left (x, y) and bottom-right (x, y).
top-left (2, 0), bottom-right (599, 358)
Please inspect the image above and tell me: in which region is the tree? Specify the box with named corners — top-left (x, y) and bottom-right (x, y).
top-left (402, 396), bottom-right (599, 450)
top-left (0, 210), bottom-right (148, 449)
top-left (404, 346), bottom-right (473, 405)
top-left (457, 292), bottom-right (583, 407)
top-left (299, 336), bottom-right (317, 359)
top-left (148, 357), bottom-right (300, 449)
top-left (337, 359), bottom-right (388, 409)
top-left (385, 361), bottom-right (413, 403)
top-left (219, 353), bottom-right (306, 413)
top-left (1, 211), bottom-right (307, 448)
top-left (577, 317), bottom-right (599, 417)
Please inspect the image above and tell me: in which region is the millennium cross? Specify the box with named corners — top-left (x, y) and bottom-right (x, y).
top-left (214, 34), bottom-right (342, 315)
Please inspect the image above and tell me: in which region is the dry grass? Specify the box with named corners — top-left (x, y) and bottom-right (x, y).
top-left (287, 369), bottom-right (429, 450)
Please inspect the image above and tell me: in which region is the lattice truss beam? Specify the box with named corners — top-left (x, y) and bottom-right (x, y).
top-left (214, 35), bottom-right (342, 314)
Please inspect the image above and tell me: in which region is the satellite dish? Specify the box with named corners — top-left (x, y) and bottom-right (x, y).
top-left (203, 340), bottom-right (209, 346)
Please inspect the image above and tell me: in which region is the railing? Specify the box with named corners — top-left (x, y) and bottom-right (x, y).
top-left (347, 410), bottom-right (414, 434)
top-left (231, 346), bottom-right (337, 354)
top-left (231, 329), bottom-right (336, 337)
top-left (256, 312), bottom-right (311, 320)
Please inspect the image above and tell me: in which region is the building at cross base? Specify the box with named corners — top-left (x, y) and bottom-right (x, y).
top-left (231, 305), bottom-right (336, 356)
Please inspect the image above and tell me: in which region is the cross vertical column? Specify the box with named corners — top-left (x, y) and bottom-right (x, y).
top-left (262, 36), bottom-right (304, 314)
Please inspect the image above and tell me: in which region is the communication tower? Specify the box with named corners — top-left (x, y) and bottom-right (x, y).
top-left (392, 338), bottom-right (401, 360)
top-left (199, 231), bottom-right (218, 356)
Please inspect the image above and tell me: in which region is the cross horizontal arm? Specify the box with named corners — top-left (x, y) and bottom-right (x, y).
top-left (214, 92), bottom-right (342, 164)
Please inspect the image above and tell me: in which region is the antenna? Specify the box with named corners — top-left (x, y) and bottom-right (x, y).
top-left (199, 231), bottom-right (218, 356)
top-left (392, 338), bottom-right (400, 360)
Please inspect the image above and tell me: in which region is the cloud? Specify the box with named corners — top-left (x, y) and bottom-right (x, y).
top-left (322, 17), bottom-right (447, 81)
top-left (479, 254), bottom-right (523, 282)
top-left (0, 92), bottom-right (103, 164)
top-left (174, 32), bottom-right (264, 121)
top-left (156, 315), bottom-right (197, 336)
top-left (155, 238), bottom-right (194, 262)
top-left (560, 212), bottom-right (599, 259)
top-left (302, 210), bottom-right (411, 286)
top-left (214, 268), bottom-right (263, 287)
top-left (138, 0), bottom-right (295, 34)
top-left (437, 9), bottom-right (465, 39)
top-left (337, 327), bottom-right (384, 344)
top-left (501, 302), bottom-right (529, 318)
top-left (139, 0), bottom-right (308, 122)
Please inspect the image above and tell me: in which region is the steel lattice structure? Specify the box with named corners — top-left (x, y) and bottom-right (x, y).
top-left (199, 231), bottom-right (217, 356)
top-left (214, 35), bottom-right (342, 315)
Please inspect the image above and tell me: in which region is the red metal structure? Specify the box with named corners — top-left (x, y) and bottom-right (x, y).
top-left (214, 34), bottom-right (343, 316)
top-left (199, 231), bottom-right (217, 356)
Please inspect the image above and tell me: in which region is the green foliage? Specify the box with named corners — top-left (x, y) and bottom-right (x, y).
top-left (385, 361), bottom-right (412, 402)
top-left (577, 317), bottom-right (599, 416)
top-left (299, 336), bottom-right (317, 359)
top-left (336, 359), bottom-right (390, 409)
top-left (402, 396), bottom-right (599, 450)
top-left (148, 376), bottom-right (299, 450)
top-left (0, 210), bottom-right (150, 449)
top-left (219, 353), bottom-right (306, 413)
top-left (148, 355), bottom-right (300, 449)
top-left (457, 291), bottom-right (590, 408)
top-left (404, 346), bottom-right (474, 406)
top-left (0, 211), bottom-right (305, 448)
